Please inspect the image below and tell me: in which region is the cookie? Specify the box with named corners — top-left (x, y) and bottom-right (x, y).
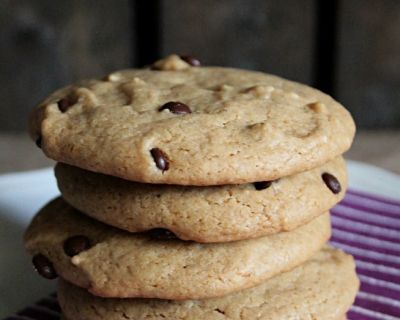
top-left (58, 246), bottom-right (359, 320)
top-left (24, 198), bottom-right (330, 299)
top-left (30, 54), bottom-right (355, 185)
top-left (55, 156), bottom-right (346, 242)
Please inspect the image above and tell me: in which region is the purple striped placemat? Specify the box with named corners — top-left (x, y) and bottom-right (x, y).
top-left (4, 188), bottom-right (400, 320)
top-left (331, 189), bottom-right (400, 320)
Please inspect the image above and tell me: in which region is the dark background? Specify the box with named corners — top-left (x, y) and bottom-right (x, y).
top-left (1, 0), bottom-right (400, 132)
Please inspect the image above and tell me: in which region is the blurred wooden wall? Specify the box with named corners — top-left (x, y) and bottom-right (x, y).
top-left (0, 0), bottom-right (399, 131)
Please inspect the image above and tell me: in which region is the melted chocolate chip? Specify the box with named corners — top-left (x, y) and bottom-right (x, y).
top-left (63, 235), bottom-right (91, 257)
top-left (35, 136), bottom-right (42, 148)
top-left (180, 55), bottom-right (201, 67)
top-left (150, 148), bottom-right (169, 171)
top-left (147, 228), bottom-right (177, 240)
top-left (32, 254), bottom-right (57, 279)
top-left (159, 101), bottom-right (192, 114)
top-left (253, 181), bottom-right (273, 190)
top-left (57, 98), bottom-right (74, 112)
top-left (322, 173), bottom-right (341, 194)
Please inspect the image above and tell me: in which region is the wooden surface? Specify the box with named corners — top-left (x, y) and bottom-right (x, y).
top-left (337, 0), bottom-right (400, 128)
top-left (162, 0), bottom-right (314, 83)
top-left (1, 131), bottom-right (399, 175)
top-left (0, 0), bottom-right (399, 132)
top-left (0, 0), bottom-right (132, 131)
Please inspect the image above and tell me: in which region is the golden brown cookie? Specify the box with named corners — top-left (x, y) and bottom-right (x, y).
top-left (30, 55), bottom-right (355, 185)
top-left (55, 156), bottom-right (347, 242)
top-left (58, 246), bottom-right (359, 320)
top-left (24, 198), bottom-right (330, 299)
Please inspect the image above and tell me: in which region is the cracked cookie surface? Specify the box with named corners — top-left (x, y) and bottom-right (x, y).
top-left (30, 55), bottom-right (355, 185)
top-left (58, 246), bottom-right (358, 320)
top-left (55, 157), bottom-right (346, 242)
top-left (24, 198), bottom-right (330, 299)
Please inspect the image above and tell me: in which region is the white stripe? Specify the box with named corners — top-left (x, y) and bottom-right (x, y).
top-left (356, 260), bottom-right (400, 276)
top-left (331, 215), bottom-right (400, 238)
top-left (345, 193), bottom-right (400, 214)
top-left (358, 291), bottom-right (400, 308)
top-left (350, 305), bottom-right (400, 320)
top-left (334, 204), bottom-right (400, 228)
top-left (330, 241), bottom-right (400, 264)
top-left (359, 274), bottom-right (400, 292)
top-left (333, 229), bottom-right (400, 251)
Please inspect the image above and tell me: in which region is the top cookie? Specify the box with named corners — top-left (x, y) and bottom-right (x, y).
top-left (30, 55), bottom-right (355, 185)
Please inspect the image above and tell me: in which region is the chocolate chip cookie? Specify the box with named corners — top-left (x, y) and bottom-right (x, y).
top-left (24, 198), bottom-right (330, 300)
top-left (30, 55), bottom-right (355, 185)
top-left (55, 156), bottom-right (346, 242)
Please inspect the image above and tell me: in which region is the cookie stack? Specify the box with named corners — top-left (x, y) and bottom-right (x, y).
top-left (25, 55), bottom-right (359, 319)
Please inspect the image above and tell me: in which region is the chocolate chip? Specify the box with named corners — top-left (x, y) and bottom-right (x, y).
top-left (322, 173), bottom-right (341, 194)
top-left (159, 101), bottom-right (192, 114)
top-left (150, 148), bottom-right (169, 171)
top-left (57, 98), bottom-right (74, 112)
top-left (63, 235), bottom-right (91, 257)
top-left (147, 228), bottom-right (177, 240)
top-left (35, 136), bottom-right (42, 148)
top-left (180, 55), bottom-right (201, 67)
top-left (253, 181), bottom-right (273, 190)
top-left (214, 308), bottom-right (225, 315)
top-left (32, 254), bottom-right (57, 279)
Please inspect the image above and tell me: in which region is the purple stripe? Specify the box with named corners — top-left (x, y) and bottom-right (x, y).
top-left (347, 305), bottom-right (399, 320)
top-left (354, 296), bottom-right (400, 317)
top-left (331, 214), bottom-right (400, 240)
top-left (329, 245), bottom-right (400, 269)
top-left (332, 223), bottom-right (400, 243)
top-left (360, 282), bottom-right (400, 301)
top-left (333, 205), bottom-right (400, 228)
top-left (331, 235), bottom-right (400, 256)
top-left (332, 210), bottom-right (400, 231)
top-left (344, 192), bottom-right (400, 211)
top-left (357, 266), bottom-right (400, 284)
top-left (340, 199), bottom-right (400, 219)
top-left (354, 252), bottom-right (400, 269)
top-left (332, 228), bottom-right (400, 249)
top-left (347, 189), bottom-right (400, 206)
top-left (359, 275), bottom-right (400, 292)
top-left (347, 310), bottom-right (378, 320)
